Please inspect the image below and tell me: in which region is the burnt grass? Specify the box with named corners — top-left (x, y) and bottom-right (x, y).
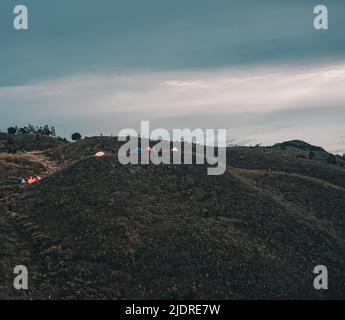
top-left (0, 136), bottom-right (345, 299)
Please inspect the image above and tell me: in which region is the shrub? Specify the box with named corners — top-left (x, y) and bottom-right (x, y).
top-left (71, 132), bottom-right (82, 141)
top-left (7, 127), bottom-right (17, 135)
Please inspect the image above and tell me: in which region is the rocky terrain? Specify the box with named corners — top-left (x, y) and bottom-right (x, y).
top-left (0, 134), bottom-right (345, 299)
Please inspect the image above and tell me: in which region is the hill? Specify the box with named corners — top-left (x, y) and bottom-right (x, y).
top-left (274, 139), bottom-right (325, 152)
top-left (0, 133), bottom-right (67, 153)
top-left (273, 140), bottom-right (345, 167)
top-left (0, 137), bottom-right (344, 299)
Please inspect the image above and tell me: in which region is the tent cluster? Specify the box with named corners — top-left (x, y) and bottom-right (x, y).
top-left (20, 176), bottom-right (42, 185)
top-left (135, 146), bottom-right (179, 153)
top-left (94, 147), bottom-right (179, 156)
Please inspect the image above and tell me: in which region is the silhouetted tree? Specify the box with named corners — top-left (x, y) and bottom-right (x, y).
top-left (7, 127), bottom-right (17, 135)
top-left (6, 124), bottom-right (59, 137)
top-left (57, 136), bottom-right (68, 143)
top-left (71, 132), bottom-right (82, 141)
top-left (18, 127), bottom-right (28, 135)
top-left (36, 126), bottom-right (43, 134)
top-left (42, 125), bottom-right (51, 136)
top-left (28, 124), bottom-right (35, 133)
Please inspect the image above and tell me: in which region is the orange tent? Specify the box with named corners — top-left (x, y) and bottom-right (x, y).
top-left (27, 176), bottom-right (42, 184)
top-left (27, 177), bottom-right (35, 184)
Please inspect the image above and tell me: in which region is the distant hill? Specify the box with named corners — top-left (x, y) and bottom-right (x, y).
top-left (272, 139), bottom-right (345, 168)
top-left (274, 139), bottom-right (325, 152)
top-left (0, 136), bottom-right (345, 299)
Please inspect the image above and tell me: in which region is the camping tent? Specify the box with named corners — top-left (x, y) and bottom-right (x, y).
top-left (27, 176), bottom-right (42, 184)
top-left (95, 151), bottom-right (105, 157)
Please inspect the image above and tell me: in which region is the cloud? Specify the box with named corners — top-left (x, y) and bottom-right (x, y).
top-left (1, 61), bottom-right (345, 153)
top-left (2, 60), bottom-right (345, 115)
top-left (1, 0), bottom-right (345, 86)
top-left (165, 80), bottom-right (203, 88)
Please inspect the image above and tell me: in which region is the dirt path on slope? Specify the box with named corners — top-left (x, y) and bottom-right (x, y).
top-left (227, 167), bottom-right (345, 246)
top-left (0, 151), bottom-right (71, 299)
top-left (24, 151), bottom-right (62, 176)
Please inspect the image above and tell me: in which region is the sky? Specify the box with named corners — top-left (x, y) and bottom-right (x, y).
top-left (1, 0), bottom-right (345, 153)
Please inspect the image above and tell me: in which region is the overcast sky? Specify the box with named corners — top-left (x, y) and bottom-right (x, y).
top-left (1, 0), bottom-right (345, 153)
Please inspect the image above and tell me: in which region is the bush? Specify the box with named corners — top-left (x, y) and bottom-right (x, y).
top-left (7, 127), bottom-right (17, 135)
top-left (71, 132), bottom-right (82, 141)
top-left (7, 124), bottom-right (57, 137)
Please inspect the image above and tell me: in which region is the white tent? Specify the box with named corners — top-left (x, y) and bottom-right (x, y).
top-left (95, 151), bottom-right (105, 157)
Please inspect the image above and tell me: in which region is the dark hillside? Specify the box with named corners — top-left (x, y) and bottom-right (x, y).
top-left (226, 146), bottom-right (345, 189)
top-left (0, 138), bottom-right (344, 299)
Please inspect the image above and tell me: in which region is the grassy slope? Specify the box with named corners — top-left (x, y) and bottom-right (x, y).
top-left (0, 137), bottom-right (344, 299)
